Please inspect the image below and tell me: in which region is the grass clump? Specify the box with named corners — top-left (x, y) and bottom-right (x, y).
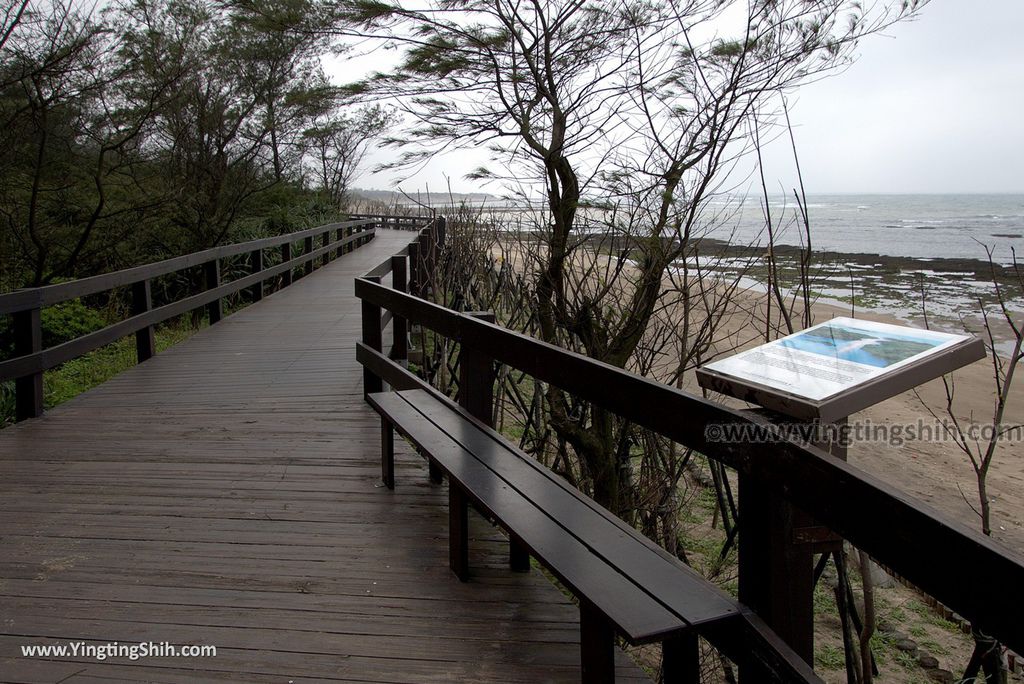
top-left (2, 318), bottom-right (202, 426)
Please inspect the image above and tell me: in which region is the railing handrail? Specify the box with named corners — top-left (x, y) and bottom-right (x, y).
top-left (0, 229), bottom-right (367, 380)
top-left (0, 219), bottom-right (374, 313)
top-left (355, 221), bottom-right (1024, 659)
top-left (2, 217), bottom-right (384, 421)
top-left (349, 213), bottom-right (433, 231)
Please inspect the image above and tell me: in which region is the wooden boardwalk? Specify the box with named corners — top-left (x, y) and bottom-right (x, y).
top-left (0, 231), bottom-right (647, 683)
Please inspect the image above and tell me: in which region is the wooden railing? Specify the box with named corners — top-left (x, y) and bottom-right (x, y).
top-left (0, 219), bottom-right (376, 421)
top-left (355, 217), bottom-right (1024, 673)
top-left (349, 213), bottom-right (433, 231)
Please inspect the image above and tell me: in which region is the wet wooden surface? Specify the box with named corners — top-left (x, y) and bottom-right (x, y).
top-left (0, 231), bottom-right (648, 683)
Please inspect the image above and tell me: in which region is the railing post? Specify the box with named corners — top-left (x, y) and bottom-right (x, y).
top-left (737, 477), bottom-right (815, 676)
top-left (432, 218), bottom-right (445, 297)
top-left (737, 412), bottom-right (846, 678)
top-left (13, 306), bottom-right (43, 421)
top-left (321, 230), bottom-right (330, 266)
top-left (131, 280), bottom-right (156, 363)
top-left (435, 215), bottom-right (447, 250)
top-left (390, 255), bottom-right (408, 363)
top-left (420, 228), bottom-right (433, 287)
top-left (425, 217), bottom-right (444, 279)
top-left (281, 242), bottom-right (292, 287)
top-left (203, 259), bottom-right (222, 324)
top-left (417, 229), bottom-right (431, 296)
top-left (304, 235), bottom-right (314, 276)
top-left (249, 249), bottom-right (263, 302)
top-left (361, 275), bottom-right (383, 398)
top-left (335, 228), bottom-right (344, 259)
top-left (457, 311), bottom-right (528, 570)
top-left (458, 312), bottom-right (495, 423)
top-left (408, 241), bottom-right (421, 297)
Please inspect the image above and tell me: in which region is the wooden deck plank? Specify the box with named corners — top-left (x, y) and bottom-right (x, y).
top-left (0, 231), bottom-right (649, 683)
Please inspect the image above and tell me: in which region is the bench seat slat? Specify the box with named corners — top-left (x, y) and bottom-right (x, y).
top-left (368, 391), bottom-right (685, 644)
top-left (404, 390), bottom-right (738, 628)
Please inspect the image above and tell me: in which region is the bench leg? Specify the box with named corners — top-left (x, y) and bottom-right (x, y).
top-left (510, 537), bottom-right (530, 573)
top-left (580, 601), bottom-right (615, 684)
top-left (449, 486), bottom-right (469, 582)
top-left (428, 457), bottom-right (443, 484)
top-left (381, 419), bottom-right (394, 489)
top-left (662, 633), bottom-right (700, 684)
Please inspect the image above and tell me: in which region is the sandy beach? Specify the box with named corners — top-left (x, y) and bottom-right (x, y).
top-left (487, 233), bottom-right (1024, 553)
top-left (812, 301), bottom-right (1024, 551)
top-left (686, 277), bottom-right (1024, 553)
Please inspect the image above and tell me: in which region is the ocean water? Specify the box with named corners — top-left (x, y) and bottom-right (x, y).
top-left (705, 193), bottom-right (1024, 264)
top-left (601, 193), bottom-right (1023, 354)
top-left (688, 194), bottom-right (1024, 354)
top-left (430, 193), bottom-right (1023, 345)
top-left (441, 192), bottom-right (1024, 264)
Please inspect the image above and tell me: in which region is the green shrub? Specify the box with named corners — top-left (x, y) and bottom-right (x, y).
top-left (0, 319), bottom-right (202, 426)
top-left (40, 299), bottom-right (106, 348)
top-left (0, 299), bottom-right (107, 361)
top-left (815, 644), bottom-right (845, 671)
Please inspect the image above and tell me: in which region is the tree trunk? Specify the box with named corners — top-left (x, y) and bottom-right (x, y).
top-left (978, 470), bottom-right (992, 537)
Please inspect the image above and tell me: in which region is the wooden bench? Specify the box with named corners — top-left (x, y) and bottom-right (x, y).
top-left (367, 388), bottom-right (820, 684)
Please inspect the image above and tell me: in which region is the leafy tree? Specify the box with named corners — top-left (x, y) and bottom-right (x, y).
top-left (120, 0), bottom-right (277, 252)
top-left (0, 0), bottom-right (392, 297)
top-left (0, 0), bottom-right (168, 286)
top-left (222, 0), bottom-right (336, 182)
top-left (304, 104), bottom-right (395, 208)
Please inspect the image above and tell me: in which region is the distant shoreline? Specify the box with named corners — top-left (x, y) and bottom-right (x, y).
top-left (696, 237), bottom-right (1018, 273)
top-left (371, 192), bottom-right (1024, 265)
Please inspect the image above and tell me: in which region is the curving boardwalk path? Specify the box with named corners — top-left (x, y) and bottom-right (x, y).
top-left (0, 231), bottom-right (646, 683)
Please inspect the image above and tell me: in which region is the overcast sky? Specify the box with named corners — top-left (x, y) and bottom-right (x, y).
top-left (347, 1), bottom-right (1024, 196)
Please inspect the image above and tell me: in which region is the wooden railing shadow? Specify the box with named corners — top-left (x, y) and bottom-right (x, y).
top-left (355, 216), bottom-right (1024, 681)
